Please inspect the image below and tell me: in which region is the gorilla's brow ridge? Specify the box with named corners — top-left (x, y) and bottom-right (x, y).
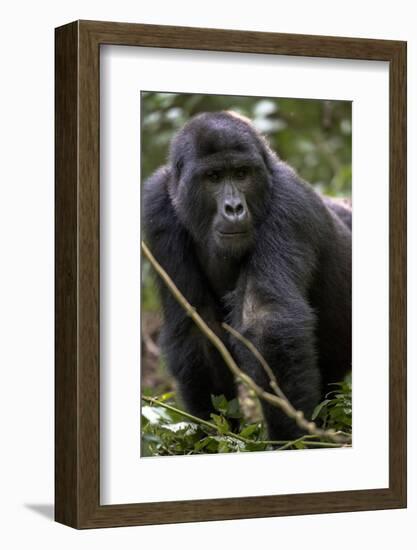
top-left (192, 151), bottom-right (264, 171)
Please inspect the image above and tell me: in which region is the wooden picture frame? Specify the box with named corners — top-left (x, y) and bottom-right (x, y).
top-left (55, 20), bottom-right (407, 529)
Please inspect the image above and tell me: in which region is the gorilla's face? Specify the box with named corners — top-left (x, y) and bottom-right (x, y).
top-left (201, 163), bottom-right (252, 251)
top-left (169, 112), bottom-right (272, 258)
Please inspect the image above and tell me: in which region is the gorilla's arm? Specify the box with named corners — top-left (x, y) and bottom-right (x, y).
top-left (226, 164), bottom-right (340, 439)
top-left (143, 168), bottom-right (236, 417)
top-left (230, 283), bottom-right (321, 440)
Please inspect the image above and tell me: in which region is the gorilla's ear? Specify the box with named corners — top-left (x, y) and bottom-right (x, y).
top-left (256, 133), bottom-right (277, 176)
top-left (174, 156), bottom-right (184, 179)
top-left (260, 145), bottom-right (277, 176)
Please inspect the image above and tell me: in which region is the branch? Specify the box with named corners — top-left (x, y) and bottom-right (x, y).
top-left (222, 323), bottom-right (287, 400)
top-left (141, 241), bottom-right (351, 446)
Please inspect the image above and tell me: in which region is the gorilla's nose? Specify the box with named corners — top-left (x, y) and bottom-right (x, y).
top-left (223, 197), bottom-right (247, 223)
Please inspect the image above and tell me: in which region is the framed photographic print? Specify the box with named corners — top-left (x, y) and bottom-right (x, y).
top-left (55, 20), bottom-right (406, 528)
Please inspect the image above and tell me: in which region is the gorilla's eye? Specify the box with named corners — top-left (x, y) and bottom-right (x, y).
top-left (235, 167), bottom-right (249, 180)
top-left (206, 170), bottom-right (221, 183)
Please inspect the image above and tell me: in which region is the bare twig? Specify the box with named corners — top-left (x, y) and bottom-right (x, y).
top-left (222, 322), bottom-right (287, 400)
top-left (142, 333), bottom-right (160, 358)
top-left (141, 241), bottom-right (351, 446)
top-left (277, 434), bottom-right (335, 451)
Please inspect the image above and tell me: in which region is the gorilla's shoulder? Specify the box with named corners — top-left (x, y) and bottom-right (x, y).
top-left (270, 161), bottom-right (329, 224)
top-left (143, 166), bottom-right (171, 210)
top-left (143, 166), bottom-right (175, 234)
top-left (144, 165), bottom-right (170, 195)
top-left (323, 197), bottom-right (352, 231)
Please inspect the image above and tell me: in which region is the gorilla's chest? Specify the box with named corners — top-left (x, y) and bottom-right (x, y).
top-left (197, 248), bottom-right (243, 300)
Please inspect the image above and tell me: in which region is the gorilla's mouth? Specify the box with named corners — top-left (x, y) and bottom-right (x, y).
top-left (218, 231), bottom-right (248, 238)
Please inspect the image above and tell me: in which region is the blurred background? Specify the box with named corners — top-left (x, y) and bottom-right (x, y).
top-left (141, 92), bottom-right (352, 404)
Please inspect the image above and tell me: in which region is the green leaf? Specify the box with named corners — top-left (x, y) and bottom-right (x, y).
top-left (204, 436), bottom-right (220, 452)
top-left (194, 437), bottom-right (212, 452)
top-left (239, 423), bottom-right (259, 439)
top-left (141, 406), bottom-right (173, 424)
top-left (158, 392), bottom-right (175, 402)
top-left (210, 414), bottom-right (230, 434)
top-left (159, 421), bottom-right (198, 434)
top-left (312, 399), bottom-right (331, 420)
top-left (241, 441), bottom-right (268, 452)
top-left (226, 398), bottom-right (242, 419)
top-left (211, 394), bottom-right (229, 415)
top-left (218, 439), bottom-right (231, 453)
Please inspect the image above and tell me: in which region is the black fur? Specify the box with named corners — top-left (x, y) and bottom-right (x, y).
top-left (143, 111), bottom-right (351, 440)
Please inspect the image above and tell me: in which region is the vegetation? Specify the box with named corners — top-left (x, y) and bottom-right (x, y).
top-left (141, 378), bottom-right (351, 456)
top-left (141, 91), bottom-right (352, 195)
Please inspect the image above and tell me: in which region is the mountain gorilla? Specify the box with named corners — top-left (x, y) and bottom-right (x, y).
top-left (143, 111), bottom-right (351, 440)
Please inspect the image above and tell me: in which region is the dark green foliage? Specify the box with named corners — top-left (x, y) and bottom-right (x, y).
top-left (141, 392), bottom-right (267, 456)
top-left (141, 261), bottom-right (161, 312)
top-left (312, 375), bottom-right (352, 433)
top-left (141, 382), bottom-right (352, 456)
top-left (141, 92), bottom-right (352, 197)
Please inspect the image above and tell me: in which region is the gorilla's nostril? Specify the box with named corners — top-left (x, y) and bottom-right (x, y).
top-left (225, 202), bottom-right (244, 217)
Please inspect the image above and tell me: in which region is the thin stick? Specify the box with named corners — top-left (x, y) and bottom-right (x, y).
top-left (142, 241), bottom-right (351, 445)
top-left (222, 322), bottom-right (287, 400)
top-left (277, 433), bottom-right (340, 451)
